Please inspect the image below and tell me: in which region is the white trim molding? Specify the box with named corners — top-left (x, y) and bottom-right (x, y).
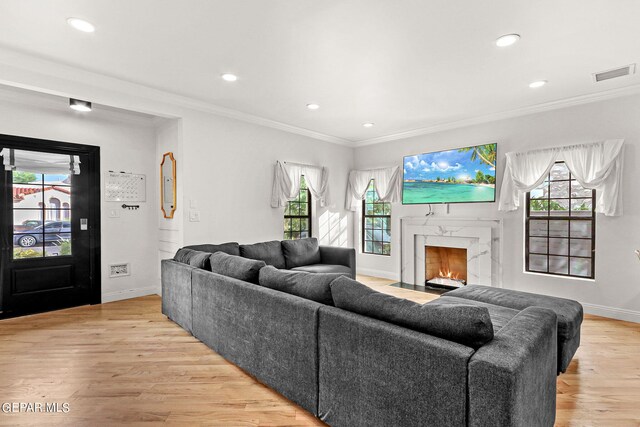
top-left (582, 303), bottom-right (640, 324)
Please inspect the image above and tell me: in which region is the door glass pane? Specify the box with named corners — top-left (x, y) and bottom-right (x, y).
top-left (12, 171), bottom-right (72, 259)
top-left (43, 174), bottom-right (72, 186)
top-left (14, 246), bottom-right (45, 259)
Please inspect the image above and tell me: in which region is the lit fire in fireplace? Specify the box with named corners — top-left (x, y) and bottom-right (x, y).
top-left (428, 268), bottom-right (466, 287)
top-left (438, 269), bottom-right (460, 280)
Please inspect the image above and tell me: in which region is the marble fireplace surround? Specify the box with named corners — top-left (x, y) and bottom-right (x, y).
top-left (400, 217), bottom-right (503, 287)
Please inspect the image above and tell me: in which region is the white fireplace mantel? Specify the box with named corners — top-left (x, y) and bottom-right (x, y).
top-left (400, 216), bottom-right (503, 287)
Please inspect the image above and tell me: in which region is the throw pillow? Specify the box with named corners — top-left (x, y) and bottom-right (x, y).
top-left (330, 276), bottom-right (494, 349)
top-left (209, 252), bottom-right (266, 284)
top-left (184, 242), bottom-right (240, 256)
top-left (240, 241), bottom-right (287, 269)
top-left (281, 237), bottom-right (321, 269)
top-left (173, 248), bottom-right (211, 270)
top-left (258, 265), bottom-right (342, 306)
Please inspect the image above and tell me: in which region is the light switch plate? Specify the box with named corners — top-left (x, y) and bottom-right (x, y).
top-left (189, 210), bottom-right (200, 222)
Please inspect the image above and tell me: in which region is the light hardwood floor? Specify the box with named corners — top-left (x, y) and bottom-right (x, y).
top-left (0, 275), bottom-right (638, 426)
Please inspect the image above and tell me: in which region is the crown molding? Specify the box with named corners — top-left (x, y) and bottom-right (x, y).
top-left (2, 46), bottom-right (640, 149)
top-left (351, 84), bottom-right (640, 147)
top-left (0, 46), bottom-right (352, 146)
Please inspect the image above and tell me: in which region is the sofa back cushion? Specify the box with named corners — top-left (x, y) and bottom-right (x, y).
top-left (173, 248), bottom-right (211, 270)
top-left (330, 276), bottom-right (494, 349)
top-left (184, 242), bottom-right (240, 256)
top-left (258, 266), bottom-right (341, 306)
top-left (240, 240), bottom-right (286, 269)
top-left (281, 237), bottom-right (322, 269)
top-left (209, 252), bottom-right (266, 284)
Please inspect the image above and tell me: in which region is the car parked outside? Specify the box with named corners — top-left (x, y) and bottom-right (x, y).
top-left (14, 221), bottom-right (72, 247)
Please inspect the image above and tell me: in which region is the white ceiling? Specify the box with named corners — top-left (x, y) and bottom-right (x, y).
top-left (1, 0), bottom-right (639, 144)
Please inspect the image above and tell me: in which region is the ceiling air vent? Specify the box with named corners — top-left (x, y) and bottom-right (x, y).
top-left (593, 64), bottom-right (636, 82)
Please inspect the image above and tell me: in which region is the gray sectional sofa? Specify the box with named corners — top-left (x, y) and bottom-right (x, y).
top-left (161, 238), bottom-right (581, 427)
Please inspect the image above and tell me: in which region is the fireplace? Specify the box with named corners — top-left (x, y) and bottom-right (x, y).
top-left (425, 246), bottom-right (467, 288)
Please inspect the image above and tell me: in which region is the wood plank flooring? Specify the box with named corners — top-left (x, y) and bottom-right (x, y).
top-left (0, 275), bottom-right (638, 426)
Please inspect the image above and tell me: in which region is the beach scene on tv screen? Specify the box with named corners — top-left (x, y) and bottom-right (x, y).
top-left (402, 143), bottom-right (496, 204)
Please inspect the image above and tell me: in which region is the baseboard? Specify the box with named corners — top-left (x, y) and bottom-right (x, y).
top-left (357, 267), bottom-right (400, 282)
top-left (102, 286), bottom-right (160, 303)
top-left (581, 303), bottom-right (640, 323)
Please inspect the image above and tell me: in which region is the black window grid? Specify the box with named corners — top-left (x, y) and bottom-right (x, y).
top-left (11, 173), bottom-right (72, 259)
top-left (362, 180), bottom-right (391, 256)
top-left (525, 162), bottom-right (595, 279)
top-left (283, 177), bottom-right (312, 240)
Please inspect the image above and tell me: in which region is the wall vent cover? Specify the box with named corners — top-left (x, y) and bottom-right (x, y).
top-left (109, 263), bottom-right (130, 278)
top-left (593, 64), bottom-right (636, 82)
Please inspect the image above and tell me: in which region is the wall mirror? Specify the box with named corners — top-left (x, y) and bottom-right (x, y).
top-left (160, 152), bottom-right (176, 219)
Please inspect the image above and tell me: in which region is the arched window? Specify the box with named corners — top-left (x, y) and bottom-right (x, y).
top-left (63, 203), bottom-right (70, 220)
top-left (49, 197), bottom-right (61, 221)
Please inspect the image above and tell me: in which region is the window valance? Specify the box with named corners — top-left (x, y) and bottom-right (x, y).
top-left (345, 166), bottom-right (401, 211)
top-left (0, 148), bottom-right (81, 175)
top-left (271, 161), bottom-right (330, 208)
top-left (498, 139), bottom-right (625, 216)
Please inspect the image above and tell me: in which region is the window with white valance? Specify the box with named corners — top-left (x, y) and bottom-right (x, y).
top-left (498, 139), bottom-right (624, 216)
top-left (0, 148), bottom-right (81, 175)
top-left (345, 166), bottom-right (401, 211)
top-left (271, 161), bottom-right (330, 208)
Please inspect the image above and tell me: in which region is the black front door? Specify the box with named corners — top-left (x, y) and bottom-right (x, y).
top-left (0, 134), bottom-right (100, 318)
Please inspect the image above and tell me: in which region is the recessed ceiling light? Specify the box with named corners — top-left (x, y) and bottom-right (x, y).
top-left (362, 122), bottom-right (375, 128)
top-left (221, 73), bottom-right (238, 82)
top-left (69, 98), bottom-right (92, 112)
top-left (306, 103), bottom-right (320, 110)
top-left (529, 80), bottom-right (547, 88)
top-left (495, 34), bottom-right (520, 47)
top-left (67, 17), bottom-right (95, 33)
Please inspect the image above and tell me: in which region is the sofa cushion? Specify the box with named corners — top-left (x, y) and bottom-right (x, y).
top-left (240, 241), bottom-right (286, 269)
top-left (433, 296), bottom-right (519, 333)
top-left (184, 242), bottom-right (240, 256)
top-left (330, 276), bottom-right (494, 349)
top-left (446, 284), bottom-right (583, 340)
top-left (209, 252), bottom-right (266, 284)
top-left (281, 237), bottom-right (322, 268)
top-left (291, 264), bottom-right (352, 276)
top-left (258, 266), bottom-right (342, 306)
top-left (173, 248), bottom-right (211, 270)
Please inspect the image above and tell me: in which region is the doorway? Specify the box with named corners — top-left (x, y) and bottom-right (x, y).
top-left (0, 134), bottom-right (101, 318)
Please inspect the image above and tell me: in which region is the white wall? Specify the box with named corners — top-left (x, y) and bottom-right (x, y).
top-left (179, 109), bottom-right (355, 248)
top-left (0, 96), bottom-right (159, 303)
top-left (354, 94), bottom-right (640, 322)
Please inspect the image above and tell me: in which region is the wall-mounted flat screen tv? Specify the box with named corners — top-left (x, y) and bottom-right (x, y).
top-left (402, 143), bottom-right (497, 204)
